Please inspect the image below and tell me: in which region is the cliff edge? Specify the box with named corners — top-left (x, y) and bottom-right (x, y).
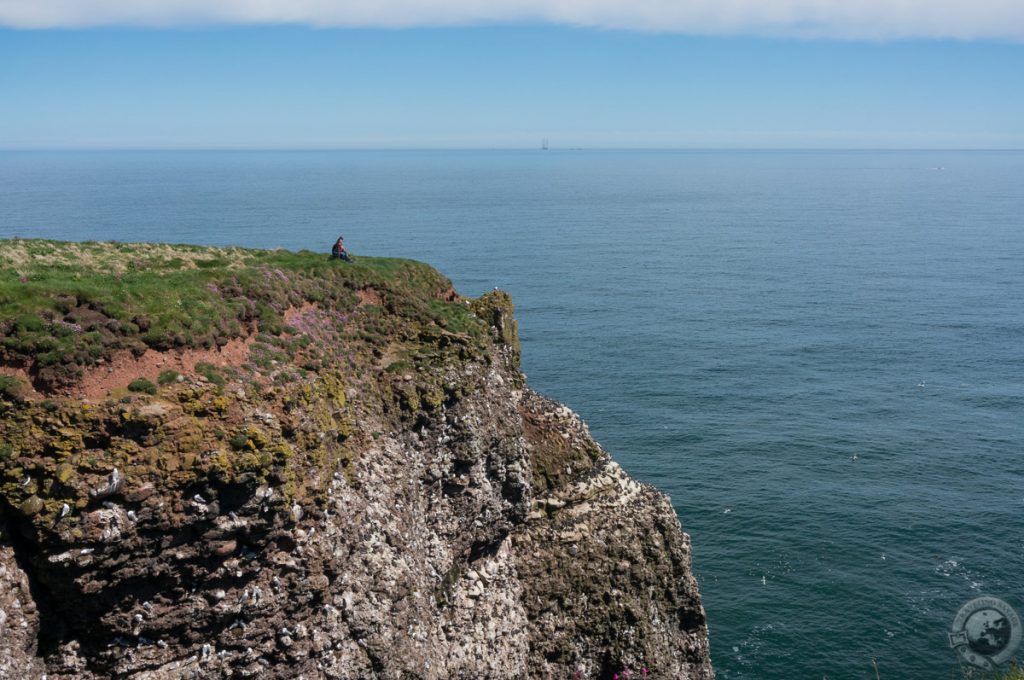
top-left (0, 239), bottom-right (713, 679)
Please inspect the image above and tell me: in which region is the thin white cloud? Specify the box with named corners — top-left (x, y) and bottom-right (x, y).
top-left (1, 0), bottom-right (1022, 39)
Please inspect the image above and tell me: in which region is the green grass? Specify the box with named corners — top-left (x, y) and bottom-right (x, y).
top-left (0, 374), bottom-right (24, 400)
top-left (428, 299), bottom-right (480, 335)
top-left (0, 238), bottom-right (474, 388)
top-left (127, 377), bottom-right (158, 394)
top-left (157, 369), bottom-right (180, 385)
top-left (194, 362), bottom-right (227, 387)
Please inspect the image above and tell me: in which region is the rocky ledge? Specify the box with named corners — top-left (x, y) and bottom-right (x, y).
top-left (0, 239), bottom-right (713, 679)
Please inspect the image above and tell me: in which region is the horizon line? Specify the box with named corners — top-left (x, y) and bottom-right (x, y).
top-left (2, 146), bottom-right (1023, 153)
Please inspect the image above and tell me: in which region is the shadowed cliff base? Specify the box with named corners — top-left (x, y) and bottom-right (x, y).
top-left (0, 239), bottom-right (713, 679)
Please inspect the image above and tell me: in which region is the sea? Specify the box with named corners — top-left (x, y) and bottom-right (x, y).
top-left (2, 149), bottom-right (1022, 679)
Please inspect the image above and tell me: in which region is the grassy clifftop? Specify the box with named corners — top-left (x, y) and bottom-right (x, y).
top-left (0, 238), bottom-right (521, 526)
top-left (0, 239), bottom-right (496, 391)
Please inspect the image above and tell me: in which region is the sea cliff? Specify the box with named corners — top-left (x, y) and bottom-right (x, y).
top-left (0, 239), bottom-right (713, 679)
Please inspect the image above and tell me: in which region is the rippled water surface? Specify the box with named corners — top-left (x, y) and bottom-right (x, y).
top-left (2, 149), bottom-right (1023, 678)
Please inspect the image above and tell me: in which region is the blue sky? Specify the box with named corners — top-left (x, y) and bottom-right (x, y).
top-left (2, 10), bottom-right (1023, 149)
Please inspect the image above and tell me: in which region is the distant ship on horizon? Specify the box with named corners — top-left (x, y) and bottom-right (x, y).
top-left (541, 137), bottom-right (549, 150)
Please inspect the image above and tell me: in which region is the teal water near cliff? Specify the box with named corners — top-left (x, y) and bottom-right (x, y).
top-left (2, 149), bottom-right (1022, 678)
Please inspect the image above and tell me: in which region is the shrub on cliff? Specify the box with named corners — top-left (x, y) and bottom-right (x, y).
top-left (0, 375), bottom-right (26, 401)
top-left (127, 377), bottom-right (157, 394)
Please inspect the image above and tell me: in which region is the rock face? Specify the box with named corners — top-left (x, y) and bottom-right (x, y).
top-left (0, 241), bottom-right (713, 679)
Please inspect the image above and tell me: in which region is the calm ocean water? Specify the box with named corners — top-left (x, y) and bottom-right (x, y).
top-left (2, 149), bottom-right (1022, 679)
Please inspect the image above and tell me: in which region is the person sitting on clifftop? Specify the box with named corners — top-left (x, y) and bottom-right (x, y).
top-left (331, 236), bottom-right (351, 262)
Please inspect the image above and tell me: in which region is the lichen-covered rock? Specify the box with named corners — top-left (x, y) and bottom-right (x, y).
top-left (0, 241), bottom-right (713, 679)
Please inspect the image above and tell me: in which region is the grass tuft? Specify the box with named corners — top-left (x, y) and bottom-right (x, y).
top-left (157, 369), bottom-right (180, 385)
top-left (127, 378), bottom-right (157, 394)
top-left (0, 374), bottom-right (26, 400)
